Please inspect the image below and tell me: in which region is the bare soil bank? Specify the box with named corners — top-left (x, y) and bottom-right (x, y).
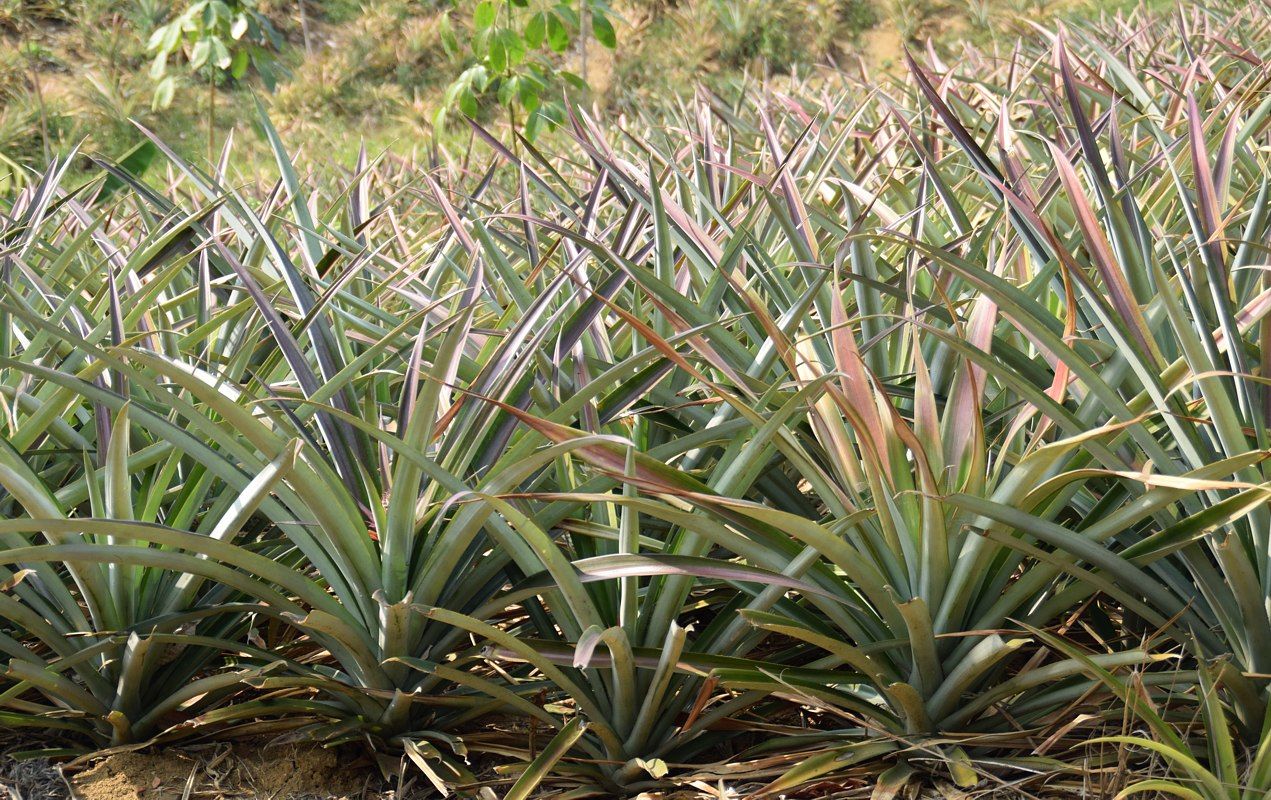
top-left (2, 742), bottom-right (407, 800)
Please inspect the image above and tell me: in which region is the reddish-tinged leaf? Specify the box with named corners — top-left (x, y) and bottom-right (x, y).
top-left (1048, 141), bottom-right (1156, 358)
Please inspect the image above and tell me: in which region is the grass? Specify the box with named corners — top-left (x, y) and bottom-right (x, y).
top-left (1, 0), bottom-right (1140, 192)
top-left (1, 0), bottom-right (1270, 797)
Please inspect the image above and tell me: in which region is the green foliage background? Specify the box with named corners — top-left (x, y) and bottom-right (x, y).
top-left (2, 0), bottom-right (1109, 188)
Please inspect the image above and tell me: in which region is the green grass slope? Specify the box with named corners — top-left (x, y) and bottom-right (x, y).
top-left (4, 0), bottom-right (1136, 189)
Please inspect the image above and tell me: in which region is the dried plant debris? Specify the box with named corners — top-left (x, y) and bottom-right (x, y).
top-left (0, 757), bottom-right (71, 800)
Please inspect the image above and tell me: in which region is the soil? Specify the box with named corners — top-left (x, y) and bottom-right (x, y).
top-left (861, 25), bottom-right (907, 68)
top-left (66, 743), bottom-right (378, 800)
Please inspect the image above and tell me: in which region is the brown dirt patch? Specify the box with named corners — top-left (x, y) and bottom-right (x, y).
top-left (72, 752), bottom-right (193, 800)
top-left (860, 25), bottom-right (906, 69)
top-left (71, 743), bottom-right (373, 800)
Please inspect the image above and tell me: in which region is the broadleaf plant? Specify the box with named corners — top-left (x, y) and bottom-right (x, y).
top-left (438, 0), bottom-right (616, 139)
